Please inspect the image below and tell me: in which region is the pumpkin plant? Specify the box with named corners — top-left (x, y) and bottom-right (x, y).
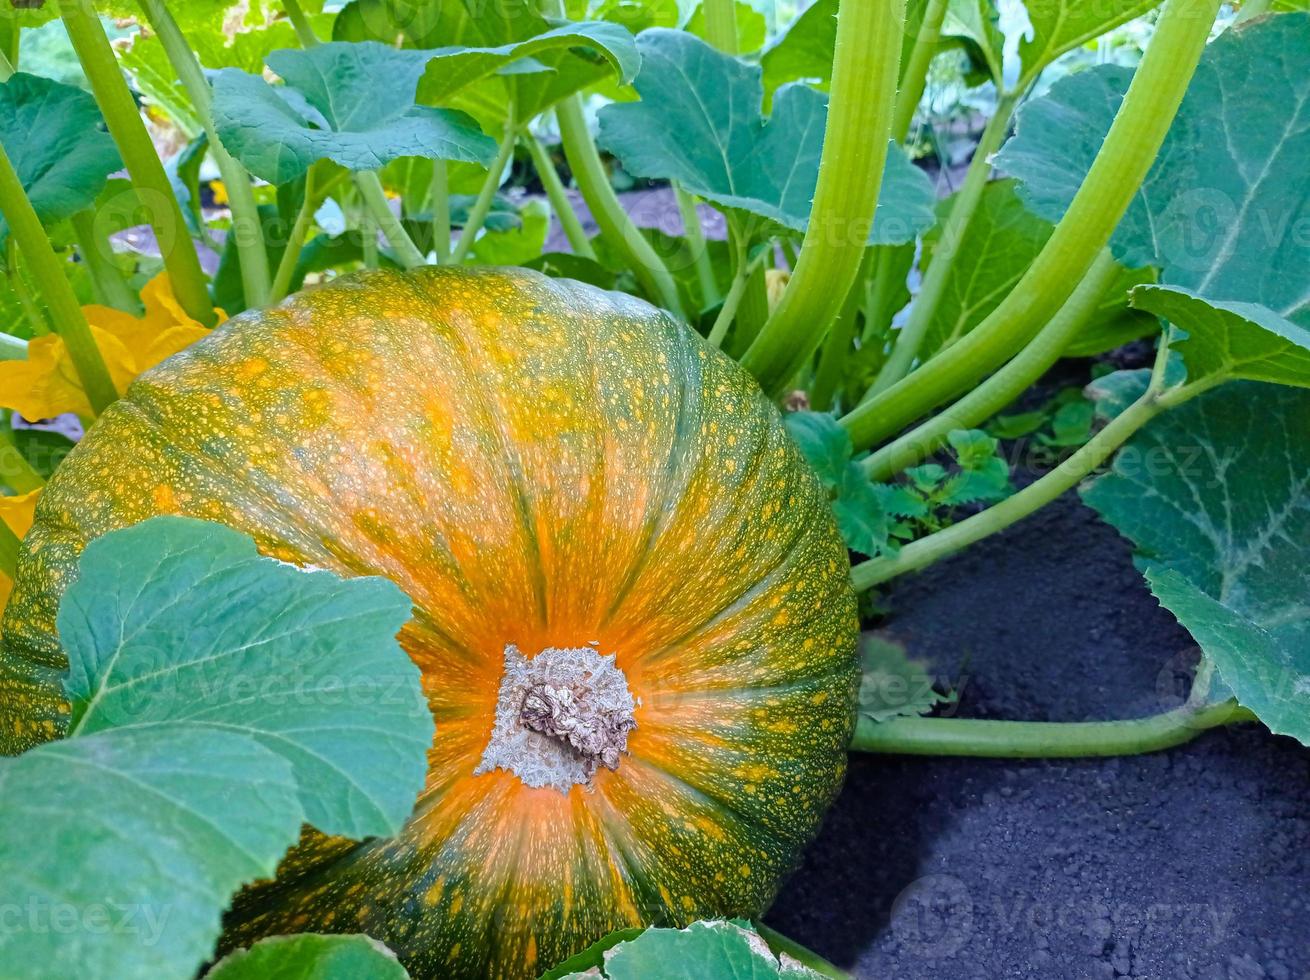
top-left (0, 0), bottom-right (1304, 978)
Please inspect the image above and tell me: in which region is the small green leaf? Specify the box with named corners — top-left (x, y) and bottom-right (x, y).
top-left (943, 0), bottom-right (1005, 88)
top-left (833, 463), bottom-right (895, 558)
top-left (1018, 0), bottom-right (1161, 82)
top-left (549, 920), bottom-right (823, 979)
top-left (0, 73), bottom-right (122, 247)
top-left (206, 934), bottom-right (410, 980)
top-left (1131, 284), bottom-right (1310, 387)
top-left (469, 199), bottom-right (550, 266)
top-left (598, 29), bottom-right (935, 245)
top-left (859, 632), bottom-right (954, 723)
top-left (1083, 382), bottom-right (1310, 746)
top-left (211, 42), bottom-right (497, 184)
top-left (783, 411), bottom-right (852, 490)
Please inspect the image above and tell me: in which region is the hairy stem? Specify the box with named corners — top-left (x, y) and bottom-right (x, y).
top-left (59, 0), bottom-right (216, 325)
top-left (523, 130), bottom-right (596, 259)
top-left (68, 209), bottom-right (138, 312)
top-left (865, 248), bottom-right (1120, 480)
top-left (7, 243), bottom-right (51, 336)
top-left (0, 142), bottom-right (118, 413)
top-left (740, 0), bottom-right (906, 395)
top-left (555, 94), bottom-right (684, 316)
top-left (355, 170), bottom-right (425, 268)
top-left (851, 700), bottom-right (1253, 757)
top-left (451, 105), bottom-right (518, 266)
top-left (842, 0), bottom-right (1221, 450)
top-left (282, 0), bottom-right (320, 45)
top-left (866, 91), bottom-right (1020, 397)
top-left (138, 0), bottom-right (271, 307)
top-left (892, 0), bottom-right (950, 142)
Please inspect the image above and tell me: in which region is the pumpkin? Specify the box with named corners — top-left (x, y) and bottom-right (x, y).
top-left (0, 267), bottom-right (858, 979)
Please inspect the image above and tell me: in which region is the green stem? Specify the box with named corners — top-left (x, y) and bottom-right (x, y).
top-left (523, 130), bottom-right (596, 259)
top-left (850, 363), bottom-right (1223, 590)
top-left (270, 170), bottom-right (316, 303)
top-left (554, 93), bottom-right (685, 316)
top-left (865, 248), bottom-right (1120, 480)
top-left (740, 0), bottom-right (906, 395)
top-left (0, 412), bottom-right (44, 493)
top-left (430, 160), bottom-right (451, 264)
top-left (0, 512), bottom-right (20, 578)
top-left (0, 140), bottom-right (118, 415)
top-left (702, 0), bottom-right (739, 54)
top-left (359, 205), bottom-right (378, 269)
top-left (59, 0), bottom-right (216, 326)
top-left (707, 242), bottom-right (766, 347)
top-left (866, 91), bottom-right (1019, 398)
top-left (68, 208), bottom-right (139, 312)
top-left (892, 0), bottom-right (950, 143)
top-left (451, 106), bottom-right (518, 266)
top-left (355, 170), bottom-right (426, 268)
top-left (7, 244), bottom-right (52, 337)
top-left (282, 0), bottom-right (320, 45)
top-left (753, 921), bottom-right (851, 980)
top-left (0, 47), bottom-right (13, 81)
top-left (812, 249), bottom-right (874, 410)
top-left (138, 0), bottom-right (270, 308)
top-left (843, 0), bottom-right (1220, 450)
top-left (0, 331), bottom-right (26, 360)
top-left (1234, 0), bottom-right (1272, 23)
top-left (676, 184), bottom-right (720, 306)
top-left (851, 700), bottom-right (1252, 758)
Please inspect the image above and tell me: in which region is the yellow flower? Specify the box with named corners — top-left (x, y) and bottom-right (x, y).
top-left (0, 488), bottom-right (39, 612)
top-left (0, 274), bottom-right (219, 422)
top-left (209, 179), bottom-right (229, 205)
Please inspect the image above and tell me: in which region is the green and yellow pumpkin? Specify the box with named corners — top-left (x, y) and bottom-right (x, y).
top-left (0, 267), bottom-right (858, 978)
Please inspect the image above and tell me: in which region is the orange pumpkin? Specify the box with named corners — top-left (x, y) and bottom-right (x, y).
top-left (0, 267), bottom-right (858, 978)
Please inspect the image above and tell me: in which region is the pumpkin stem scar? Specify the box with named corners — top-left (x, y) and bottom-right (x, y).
top-left (475, 644), bottom-right (637, 793)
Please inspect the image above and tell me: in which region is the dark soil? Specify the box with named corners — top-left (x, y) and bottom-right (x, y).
top-left (764, 488), bottom-right (1310, 980)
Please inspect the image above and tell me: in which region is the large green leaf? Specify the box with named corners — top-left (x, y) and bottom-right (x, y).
top-left (0, 517), bottom-right (431, 980)
top-left (919, 179), bottom-right (1154, 359)
top-left (211, 42), bottom-right (497, 183)
top-left (206, 934), bottom-right (410, 979)
top-left (1131, 284), bottom-right (1310, 387)
top-left (1018, 0), bottom-right (1161, 82)
top-left (597, 29), bottom-right (935, 245)
top-left (995, 14), bottom-right (1310, 349)
top-left (1083, 382), bottom-right (1310, 745)
top-left (552, 921), bottom-right (823, 979)
top-left (0, 73), bottom-right (122, 247)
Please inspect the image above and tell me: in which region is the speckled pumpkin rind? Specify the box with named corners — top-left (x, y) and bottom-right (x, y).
top-left (0, 267), bottom-right (858, 979)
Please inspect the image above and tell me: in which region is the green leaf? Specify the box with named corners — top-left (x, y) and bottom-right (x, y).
top-left (1018, 0), bottom-right (1161, 82)
top-left (206, 934), bottom-right (410, 980)
top-left (468, 198), bottom-right (550, 266)
top-left (211, 42), bottom-right (497, 184)
top-left (8, 426), bottom-right (75, 479)
top-left (597, 29), bottom-right (936, 246)
top-left (1082, 382), bottom-right (1310, 746)
top-left (62, 516), bottom-right (431, 838)
top-left (0, 73), bottom-right (122, 247)
top-left (686, 0), bottom-right (767, 53)
top-left (996, 14), bottom-right (1310, 349)
top-left (782, 410), bottom-right (852, 490)
top-left (919, 179), bottom-right (1154, 360)
top-left (943, 0), bottom-right (1004, 88)
top-left (1130, 284), bottom-right (1310, 387)
top-left (551, 920), bottom-right (824, 979)
top-left (858, 632), bottom-right (953, 723)
top-left (537, 927), bottom-right (645, 980)
top-left (832, 463), bottom-right (895, 558)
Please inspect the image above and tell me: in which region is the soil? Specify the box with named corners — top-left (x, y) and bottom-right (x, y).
top-left (764, 487), bottom-right (1310, 980)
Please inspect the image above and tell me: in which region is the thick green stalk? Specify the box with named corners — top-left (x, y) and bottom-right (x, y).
top-left (282, 0), bottom-right (320, 45)
top-left (702, 0), bottom-right (740, 54)
top-left (866, 91), bottom-right (1020, 397)
top-left (842, 0), bottom-right (1220, 450)
top-left (68, 209), bottom-right (138, 312)
top-left (355, 170), bottom-right (426, 268)
top-left (850, 366), bottom-right (1223, 589)
top-left (0, 141), bottom-right (118, 414)
top-left (59, 0), bottom-right (216, 326)
top-left (451, 107), bottom-right (518, 266)
top-left (740, 0), bottom-right (906, 395)
top-left (851, 700), bottom-right (1252, 757)
top-left (865, 249), bottom-right (1120, 480)
top-left (523, 131), bottom-right (596, 259)
top-left (754, 922), bottom-right (851, 980)
top-left (892, 0), bottom-right (950, 142)
top-left (270, 170), bottom-right (316, 303)
top-left (138, 0), bottom-right (270, 307)
top-left (555, 94), bottom-right (684, 316)
top-left (676, 185), bottom-right (719, 306)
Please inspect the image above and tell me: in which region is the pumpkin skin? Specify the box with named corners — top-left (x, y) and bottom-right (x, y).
top-left (0, 267), bottom-right (858, 979)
